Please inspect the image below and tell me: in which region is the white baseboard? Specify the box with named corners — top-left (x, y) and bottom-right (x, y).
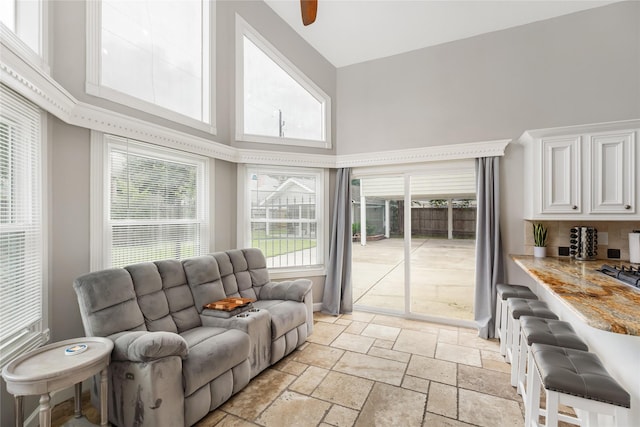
top-left (313, 302), bottom-right (322, 312)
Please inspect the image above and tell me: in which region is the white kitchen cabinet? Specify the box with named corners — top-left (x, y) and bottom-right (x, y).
top-left (540, 136), bottom-right (581, 214)
top-left (522, 121), bottom-right (640, 220)
top-left (589, 131), bottom-right (635, 214)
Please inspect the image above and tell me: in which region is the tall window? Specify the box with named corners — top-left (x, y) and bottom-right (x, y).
top-left (87, 0), bottom-right (213, 131)
top-left (241, 166), bottom-right (324, 269)
top-left (93, 135), bottom-right (209, 269)
top-left (236, 15), bottom-right (331, 149)
top-left (0, 84), bottom-right (47, 368)
top-left (0, 0), bottom-right (44, 59)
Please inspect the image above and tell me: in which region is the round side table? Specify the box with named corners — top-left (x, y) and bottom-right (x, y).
top-left (2, 337), bottom-right (113, 427)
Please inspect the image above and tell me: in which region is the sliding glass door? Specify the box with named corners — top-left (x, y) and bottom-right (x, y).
top-left (352, 162), bottom-right (477, 324)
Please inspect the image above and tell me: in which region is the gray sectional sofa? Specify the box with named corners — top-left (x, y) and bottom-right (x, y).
top-left (73, 248), bottom-right (313, 427)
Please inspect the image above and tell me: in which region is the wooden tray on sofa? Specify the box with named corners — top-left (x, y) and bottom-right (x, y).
top-left (203, 297), bottom-right (255, 311)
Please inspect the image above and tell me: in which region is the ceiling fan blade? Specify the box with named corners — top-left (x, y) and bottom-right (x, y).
top-left (301, 0), bottom-right (317, 26)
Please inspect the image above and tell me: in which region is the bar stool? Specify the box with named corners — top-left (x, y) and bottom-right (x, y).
top-left (495, 284), bottom-right (538, 356)
top-left (506, 298), bottom-right (557, 386)
top-left (516, 316), bottom-right (588, 398)
top-left (526, 343), bottom-right (630, 427)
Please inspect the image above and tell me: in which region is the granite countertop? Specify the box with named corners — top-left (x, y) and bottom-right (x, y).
top-left (511, 255), bottom-right (640, 335)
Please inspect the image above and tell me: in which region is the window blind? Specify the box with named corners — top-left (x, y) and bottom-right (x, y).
top-left (107, 139), bottom-right (206, 268)
top-left (0, 84), bottom-right (46, 368)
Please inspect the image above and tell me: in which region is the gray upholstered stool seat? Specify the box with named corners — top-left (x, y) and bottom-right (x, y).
top-left (526, 343), bottom-right (630, 427)
top-left (516, 316), bottom-right (588, 397)
top-left (506, 299), bottom-right (557, 386)
top-left (495, 284), bottom-right (537, 355)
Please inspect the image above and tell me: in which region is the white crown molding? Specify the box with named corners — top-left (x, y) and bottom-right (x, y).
top-left (236, 148), bottom-right (336, 168)
top-left (335, 139), bottom-right (511, 168)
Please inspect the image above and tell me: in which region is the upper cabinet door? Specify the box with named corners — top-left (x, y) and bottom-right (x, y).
top-left (590, 131), bottom-right (636, 214)
top-left (541, 136), bottom-right (581, 214)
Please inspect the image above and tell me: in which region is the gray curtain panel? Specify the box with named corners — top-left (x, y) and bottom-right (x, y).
top-left (474, 157), bottom-right (504, 339)
top-left (322, 168), bottom-right (353, 315)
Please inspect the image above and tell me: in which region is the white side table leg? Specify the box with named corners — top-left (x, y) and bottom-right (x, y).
top-left (14, 395), bottom-right (23, 427)
top-left (39, 393), bottom-right (51, 427)
top-left (100, 368), bottom-right (109, 426)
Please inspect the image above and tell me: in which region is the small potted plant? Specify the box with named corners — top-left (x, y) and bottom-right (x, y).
top-left (532, 223), bottom-right (548, 258)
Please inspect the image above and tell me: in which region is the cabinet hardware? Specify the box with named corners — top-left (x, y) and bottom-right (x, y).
top-left (572, 205), bottom-right (578, 210)
top-left (625, 205), bottom-right (631, 210)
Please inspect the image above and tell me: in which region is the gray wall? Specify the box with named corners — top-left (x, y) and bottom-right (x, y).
top-left (336, 1), bottom-right (640, 282)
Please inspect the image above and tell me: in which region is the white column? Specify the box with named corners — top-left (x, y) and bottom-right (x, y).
top-left (448, 198), bottom-right (453, 240)
top-left (360, 182), bottom-right (367, 246)
top-left (384, 200), bottom-right (390, 238)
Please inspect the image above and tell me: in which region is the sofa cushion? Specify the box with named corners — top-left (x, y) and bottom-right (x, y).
top-left (126, 263), bottom-right (178, 333)
top-left (73, 269), bottom-right (146, 337)
top-left (155, 260), bottom-right (202, 332)
top-left (254, 300), bottom-right (307, 340)
top-left (180, 327), bottom-right (250, 396)
top-left (110, 331), bottom-right (188, 362)
top-left (183, 255), bottom-right (227, 313)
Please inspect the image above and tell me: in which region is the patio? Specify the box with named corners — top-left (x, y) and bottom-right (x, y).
top-left (352, 237), bottom-right (476, 321)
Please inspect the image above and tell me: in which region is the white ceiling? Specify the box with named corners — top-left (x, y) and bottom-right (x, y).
top-left (264, 0), bottom-right (617, 67)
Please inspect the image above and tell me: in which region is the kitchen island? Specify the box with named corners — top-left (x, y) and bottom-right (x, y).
top-left (512, 255), bottom-right (640, 425)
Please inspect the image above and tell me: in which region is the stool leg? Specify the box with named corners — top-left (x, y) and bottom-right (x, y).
top-left (614, 406), bottom-right (628, 427)
top-left (500, 299), bottom-right (509, 356)
top-left (526, 357), bottom-right (541, 427)
top-left (510, 317), bottom-right (521, 386)
top-left (546, 390), bottom-right (559, 427)
top-left (495, 294), bottom-right (501, 339)
top-left (517, 330), bottom-right (528, 396)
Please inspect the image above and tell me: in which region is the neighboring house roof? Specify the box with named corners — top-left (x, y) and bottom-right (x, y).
top-left (258, 177), bottom-right (315, 207)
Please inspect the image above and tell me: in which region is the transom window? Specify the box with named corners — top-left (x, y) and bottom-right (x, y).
top-left (86, 0), bottom-right (213, 131)
top-left (92, 134), bottom-right (209, 269)
top-left (241, 165), bottom-right (325, 270)
top-left (0, 0), bottom-right (44, 60)
top-left (236, 15), bottom-right (331, 149)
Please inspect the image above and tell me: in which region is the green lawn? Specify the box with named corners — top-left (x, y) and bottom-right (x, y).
top-left (252, 239), bottom-right (316, 257)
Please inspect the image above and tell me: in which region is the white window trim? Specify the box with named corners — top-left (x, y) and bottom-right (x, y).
top-left (235, 14), bottom-right (332, 150)
top-left (237, 164), bottom-right (329, 277)
top-left (85, 0), bottom-right (216, 134)
top-left (0, 95), bottom-right (49, 370)
top-left (90, 131), bottom-right (210, 271)
top-left (0, 0), bottom-right (49, 73)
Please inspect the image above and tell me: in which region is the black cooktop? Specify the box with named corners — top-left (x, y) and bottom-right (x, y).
top-left (598, 264), bottom-right (640, 289)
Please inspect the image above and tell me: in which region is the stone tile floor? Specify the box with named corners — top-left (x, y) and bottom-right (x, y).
top-left (53, 311), bottom-right (529, 427)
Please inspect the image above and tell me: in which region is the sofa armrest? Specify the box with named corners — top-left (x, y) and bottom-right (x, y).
top-left (259, 279), bottom-right (312, 302)
top-left (109, 331), bottom-right (188, 362)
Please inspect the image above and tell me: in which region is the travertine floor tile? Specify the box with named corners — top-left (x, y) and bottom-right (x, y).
top-left (344, 320), bottom-right (368, 335)
top-left (426, 382), bottom-right (457, 418)
top-left (437, 328), bottom-right (459, 344)
top-left (335, 318), bottom-right (352, 326)
top-left (372, 314), bottom-right (440, 333)
top-left (355, 383), bottom-right (426, 427)
top-left (435, 342), bottom-right (482, 367)
top-left (221, 369), bottom-right (295, 420)
top-left (458, 330), bottom-right (500, 352)
top-left (458, 364), bottom-right (519, 401)
top-left (402, 375), bottom-right (430, 394)
top-left (458, 388), bottom-right (524, 427)
top-left (330, 332), bottom-right (375, 353)
top-left (340, 312), bottom-right (375, 322)
top-left (361, 323), bottom-right (401, 341)
top-left (307, 322), bottom-right (347, 345)
top-left (324, 405), bottom-right (359, 427)
top-left (406, 354), bottom-right (457, 385)
top-left (289, 343), bottom-right (344, 369)
top-left (290, 365), bottom-right (329, 395)
top-left (367, 346), bottom-right (411, 363)
top-left (422, 413), bottom-right (474, 427)
top-left (394, 329), bottom-right (437, 357)
top-left (195, 409), bottom-right (226, 426)
top-left (312, 371), bottom-right (374, 410)
top-left (255, 391), bottom-right (330, 427)
top-left (275, 360), bottom-right (308, 376)
top-left (333, 351), bottom-right (406, 386)
top-left (480, 349), bottom-right (510, 373)
top-left (315, 312), bottom-right (340, 323)
top-left (372, 338), bottom-right (394, 349)
top-left (214, 414), bottom-right (258, 427)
